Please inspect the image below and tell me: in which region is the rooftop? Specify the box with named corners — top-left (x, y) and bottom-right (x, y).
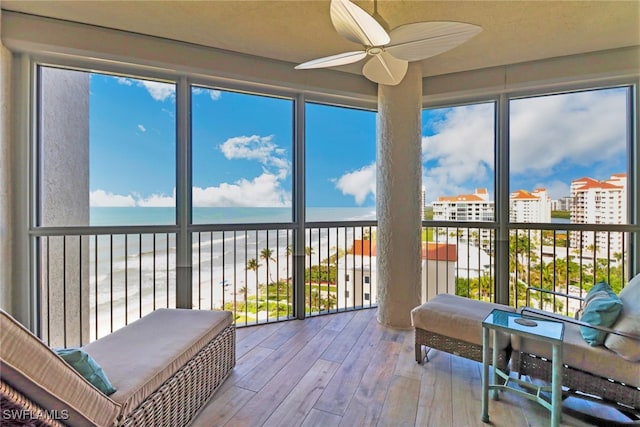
top-left (350, 240), bottom-right (458, 262)
top-left (511, 190), bottom-right (539, 201)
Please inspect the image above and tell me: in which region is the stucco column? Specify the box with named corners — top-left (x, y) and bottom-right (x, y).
top-left (40, 67), bottom-right (90, 346)
top-left (376, 63), bottom-right (422, 328)
top-left (0, 37), bottom-right (12, 313)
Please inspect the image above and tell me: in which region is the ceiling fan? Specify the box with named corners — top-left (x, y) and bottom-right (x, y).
top-left (295, 0), bottom-right (482, 86)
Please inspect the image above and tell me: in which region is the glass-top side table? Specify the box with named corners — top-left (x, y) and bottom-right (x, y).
top-left (481, 309), bottom-right (565, 427)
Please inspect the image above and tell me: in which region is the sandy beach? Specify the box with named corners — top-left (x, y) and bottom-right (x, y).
top-left (88, 226), bottom-right (367, 340)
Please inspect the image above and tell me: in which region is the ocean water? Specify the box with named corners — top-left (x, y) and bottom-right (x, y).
top-left (90, 206), bottom-right (377, 226)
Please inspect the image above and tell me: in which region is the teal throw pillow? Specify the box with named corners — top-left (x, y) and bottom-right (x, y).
top-left (55, 348), bottom-right (116, 395)
top-left (579, 281), bottom-right (623, 346)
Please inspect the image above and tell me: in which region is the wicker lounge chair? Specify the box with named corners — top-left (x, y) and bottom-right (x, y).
top-left (511, 276), bottom-right (640, 421)
top-left (1, 308), bottom-right (235, 427)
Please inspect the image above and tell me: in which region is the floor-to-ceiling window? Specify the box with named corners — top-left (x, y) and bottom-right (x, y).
top-left (28, 60), bottom-right (639, 344)
top-left (421, 102), bottom-right (496, 301)
top-left (509, 87), bottom-right (634, 314)
top-left (32, 63), bottom-right (382, 342)
top-left (190, 86), bottom-right (294, 324)
top-left (304, 103), bottom-right (377, 312)
top-left (421, 85), bottom-right (638, 311)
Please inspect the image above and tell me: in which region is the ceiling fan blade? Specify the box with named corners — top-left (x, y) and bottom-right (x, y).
top-left (362, 51), bottom-right (408, 86)
top-left (295, 50), bottom-right (367, 70)
top-left (330, 0), bottom-right (390, 47)
top-left (386, 22), bottom-right (482, 61)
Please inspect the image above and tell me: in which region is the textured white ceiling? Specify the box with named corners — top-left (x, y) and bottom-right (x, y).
top-left (3, 0), bottom-right (639, 77)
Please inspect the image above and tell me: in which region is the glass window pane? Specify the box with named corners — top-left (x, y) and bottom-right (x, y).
top-left (508, 87), bottom-right (631, 305)
top-left (191, 87), bottom-right (293, 224)
top-left (422, 103), bottom-right (496, 222)
top-left (510, 88), bottom-right (629, 225)
top-left (38, 67), bottom-right (176, 226)
top-left (305, 103), bottom-right (376, 222)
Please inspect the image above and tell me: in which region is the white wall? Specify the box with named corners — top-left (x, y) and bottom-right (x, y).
top-left (422, 260), bottom-right (456, 302)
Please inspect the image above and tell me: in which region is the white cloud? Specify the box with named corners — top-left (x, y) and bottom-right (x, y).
top-left (139, 81), bottom-right (175, 101)
top-left (137, 124), bottom-right (146, 132)
top-left (421, 89), bottom-right (626, 203)
top-left (422, 103), bottom-right (494, 203)
top-left (193, 87), bottom-right (222, 101)
top-left (90, 189), bottom-right (175, 207)
top-left (220, 135), bottom-right (276, 162)
top-left (334, 163), bottom-right (376, 205)
top-left (113, 75), bottom-right (175, 101)
top-left (92, 130), bottom-right (291, 208)
top-left (510, 90), bottom-right (626, 175)
top-left (219, 135), bottom-right (290, 177)
top-left (187, 134), bottom-right (292, 207)
top-left (116, 77), bottom-right (133, 86)
top-left (90, 190), bottom-right (136, 207)
top-left (137, 192), bottom-right (175, 207)
top-left (193, 173), bottom-right (291, 207)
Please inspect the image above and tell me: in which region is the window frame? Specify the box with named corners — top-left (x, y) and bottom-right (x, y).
top-left (12, 51), bottom-right (640, 330)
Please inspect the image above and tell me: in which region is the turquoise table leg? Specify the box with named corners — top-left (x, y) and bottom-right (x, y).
top-left (491, 331), bottom-right (499, 401)
top-left (481, 326), bottom-right (490, 423)
top-left (551, 343), bottom-right (563, 427)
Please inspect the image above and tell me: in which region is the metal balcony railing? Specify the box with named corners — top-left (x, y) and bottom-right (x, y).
top-left (510, 222), bottom-right (636, 317)
top-left (422, 222), bottom-right (637, 317)
top-left (32, 221), bottom-right (637, 346)
top-left (35, 228), bottom-right (177, 347)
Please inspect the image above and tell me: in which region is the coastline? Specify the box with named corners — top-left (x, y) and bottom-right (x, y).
top-left (88, 223), bottom-right (363, 339)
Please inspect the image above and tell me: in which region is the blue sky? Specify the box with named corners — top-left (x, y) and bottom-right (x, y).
top-left (88, 73), bottom-right (628, 209)
top-left (422, 88), bottom-right (628, 203)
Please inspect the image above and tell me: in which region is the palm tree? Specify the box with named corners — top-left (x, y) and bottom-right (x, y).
top-left (260, 248), bottom-right (275, 284)
top-left (470, 230), bottom-right (479, 247)
top-left (362, 228), bottom-right (371, 240)
top-left (509, 231), bottom-right (531, 304)
top-left (321, 247), bottom-right (344, 285)
top-left (613, 251), bottom-right (622, 266)
top-left (304, 246), bottom-right (315, 269)
top-left (246, 258), bottom-right (261, 299)
top-left (246, 258), bottom-right (261, 275)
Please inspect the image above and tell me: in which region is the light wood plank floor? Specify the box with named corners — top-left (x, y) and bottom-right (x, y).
top-left (191, 308), bottom-right (632, 427)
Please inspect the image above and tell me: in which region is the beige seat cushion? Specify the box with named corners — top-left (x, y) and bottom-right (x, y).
top-left (411, 294), bottom-right (515, 350)
top-left (511, 316), bottom-right (640, 388)
top-left (0, 310), bottom-right (121, 427)
top-left (83, 308), bottom-right (232, 417)
top-left (604, 274), bottom-right (640, 361)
